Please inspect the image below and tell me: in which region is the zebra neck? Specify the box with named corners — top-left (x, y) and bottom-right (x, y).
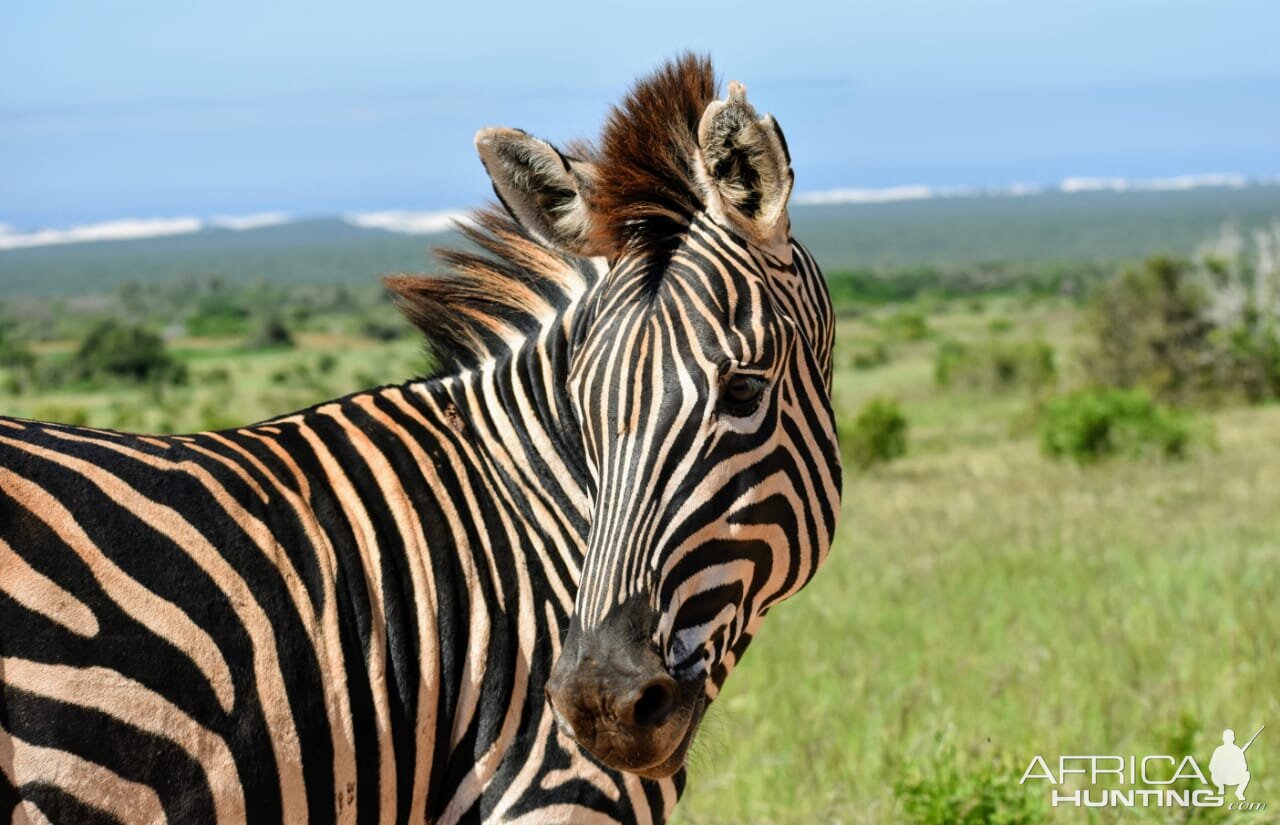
top-left (405, 322), bottom-right (594, 560)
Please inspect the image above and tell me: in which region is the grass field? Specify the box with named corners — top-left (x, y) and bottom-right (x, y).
top-left (3, 290), bottom-right (1278, 823)
top-left (5, 333), bottom-right (427, 433)
top-left (675, 302), bottom-right (1280, 824)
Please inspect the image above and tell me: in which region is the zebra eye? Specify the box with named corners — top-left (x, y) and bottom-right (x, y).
top-left (720, 374), bottom-right (768, 417)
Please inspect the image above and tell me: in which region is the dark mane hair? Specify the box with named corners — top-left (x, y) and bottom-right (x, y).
top-left (590, 52), bottom-right (717, 255)
top-left (383, 208), bottom-right (587, 372)
top-left (386, 53), bottom-right (718, 372)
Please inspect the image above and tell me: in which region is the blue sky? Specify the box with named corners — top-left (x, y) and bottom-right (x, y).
top-left (2, 0), bottom-right (1278, 226)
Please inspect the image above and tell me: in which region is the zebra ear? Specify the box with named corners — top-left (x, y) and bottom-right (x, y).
top-left (696, 82), bottom-right (794, 248)
top-left (475, 127), bottom-right (604, 256)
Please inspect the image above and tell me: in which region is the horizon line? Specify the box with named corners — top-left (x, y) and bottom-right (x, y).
top-left (2, 173), bottom-right (1277, 252)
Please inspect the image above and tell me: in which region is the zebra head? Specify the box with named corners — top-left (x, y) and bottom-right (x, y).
top-left (475, 56), bottom-right (841, 779)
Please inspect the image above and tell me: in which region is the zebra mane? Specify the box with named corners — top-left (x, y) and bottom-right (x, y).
top-left (387, 54), bottom-right (719, 372)
top-left (384, 208), bottom-right (589, 372)
top-left (589, 53), bottom-right (718, 256)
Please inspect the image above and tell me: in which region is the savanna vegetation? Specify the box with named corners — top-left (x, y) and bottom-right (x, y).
top-left (676, 222), bottom-right (1280, 825)
top-left (2, 195), bottom-right (1278, 824)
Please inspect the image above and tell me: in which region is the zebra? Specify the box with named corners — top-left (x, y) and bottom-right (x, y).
top-left (0, 54), bottom-right (841, 824)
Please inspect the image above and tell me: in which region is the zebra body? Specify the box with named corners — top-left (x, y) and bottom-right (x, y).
top-left (2, 347), bottom-right (673, 823)
top-left (1, 56), bottom-right (841, 824)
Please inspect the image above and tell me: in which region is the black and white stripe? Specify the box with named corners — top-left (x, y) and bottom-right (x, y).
top-left (0, 55), bottom-right (841, 825)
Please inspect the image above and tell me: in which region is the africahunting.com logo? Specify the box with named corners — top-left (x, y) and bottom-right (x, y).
top-left (1020, 725), bottom-right (1266, 811)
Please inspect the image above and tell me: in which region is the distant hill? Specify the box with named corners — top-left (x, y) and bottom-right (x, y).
top-left (2, 186), bottom-right (1279, 299)
top-left (794, 185), bottom-right (1280, 269)
top-left (0, 219), bottom-right (462, 299)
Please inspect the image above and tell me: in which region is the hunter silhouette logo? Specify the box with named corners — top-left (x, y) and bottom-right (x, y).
top-left (1020, 723), bottom-right (1267, 811)
top-left (1210, 726), bottom-right (1263, 801)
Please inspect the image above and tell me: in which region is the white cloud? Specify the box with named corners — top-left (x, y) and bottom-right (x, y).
top-left (795, 174), bottom-right (1258, 207)
top-left (1002, 182), bottom-right (1044, 196)
top-left (0, 217), bottom-right (203, 251)
top-left (1060, 176), bottom-right (1131, 193)
top-left (343, 209), bottom-right (471, 235)
top-left (209, 211), bottom-right (291, 230)
top-left (794, 185), bottom-right (936, 206)
top-left (1061, 173), bottom-right (1248, 194)
top-left (1135, 173), bottom-right (1247, 191)
top-left (795, 181), bottom-right (1049, 206)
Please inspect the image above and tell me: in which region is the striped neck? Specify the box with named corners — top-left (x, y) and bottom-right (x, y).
top-left (408, 307), bottom-right (596, 558)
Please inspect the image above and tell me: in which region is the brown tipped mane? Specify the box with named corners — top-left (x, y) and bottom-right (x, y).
top-left (384, 208), bottom-right (588, 373)
top-left (590, 53), bottom-right (717, 255)
top-left (388, 54), bottom-right (719, 373)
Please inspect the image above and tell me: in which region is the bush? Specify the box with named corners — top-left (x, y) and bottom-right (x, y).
top-left (845, 397), bottom-right (908, 470)
top-left (200, 366), bottom-right (232, 385)
top-left (1081, 250), bottom-right (1280, 404)
top-left (881, 311), bottom-right (930, 341)
top-left (0, 324), bottom-right (35, 372)
top-left (850, 342), bottom-right (890, 371)
top-left (1198, 224), bottom-right (1280, 402)
top-left (0, 319), bottom-right (37, 394)
top-left (359, 315), bottom-right (409, 342)
top-left (186, 295), bottom-right (251, 337)
top-left (32, 404), bottom-right (89, 427)
top-left (1081, 256), bottom-right (1216, 403)
top-left (246, 315), bottom-right (295, 349)
top-left (895, 746), bottom-right (1046, 825)
top-left (197, 401), bottom-right (243, 431)
top-left (936, 339), bottom-right (1056, 392)
top-left (1220, 310), bottom-right (1280, 402)
top-left (73, 320), bottom-right (186, 385)
top-left (1039, 389), bottom-right (1196, 463)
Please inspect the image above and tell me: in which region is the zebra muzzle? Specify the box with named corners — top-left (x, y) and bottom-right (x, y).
top-left (546, 606), bottom-right (705, 778)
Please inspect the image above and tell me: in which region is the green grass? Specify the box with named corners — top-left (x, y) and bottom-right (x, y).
top-left (677, 405), bottom-right (1280, 823)
top-left (4, 293), bottom-right (1279, 823)
top-left (2, 333), bottom-right (427, 433)
top-left (673, 306), bottom-right (1280, 824)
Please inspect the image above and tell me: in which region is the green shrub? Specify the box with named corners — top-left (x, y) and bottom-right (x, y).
top-left (197, 402), bottom-right (243, 431)
top-left (845, 397), bottom-right (908, 470)
top-left (1221, 312), bottom-right (1280, 403)
top-left (881, 310), bottom-right (930, 341)
top-left (0, 321), bottom-right (36, 395)
top-left (1081, 249), bottom-right (1280, 404)
top-left (895, 746), bottom-right (1046, 825)
top-left (186, 296), bottom-right (251, 337)
top-left (32, 404), bottom-right (89, 427)
top-left (1039, 389), bottom-right (1196, 463)
top-left (936, 339), bottom-right (1056, 392)
top-left (200, 366), bottom-right (232, 385)
top-left (1082, 256), bottom-right (1217, 403)
top-left (246, 315), bottom-right (295, 349)
top-left (934, 340), bottom-right (967, 387)
top-left (851, 342), bottom-right (890, 371)
top-left (0, 323), bottom-right (35, 372)
top-left (359, 315), bottom-right (409, 342)
top-left (72, 320), bottom-right (186, 385)
top-left (106, 402), bottom-right (145, 431)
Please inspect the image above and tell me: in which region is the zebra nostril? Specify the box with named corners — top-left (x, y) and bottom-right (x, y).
top-left (627, 677), bottom-right (678, 729)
